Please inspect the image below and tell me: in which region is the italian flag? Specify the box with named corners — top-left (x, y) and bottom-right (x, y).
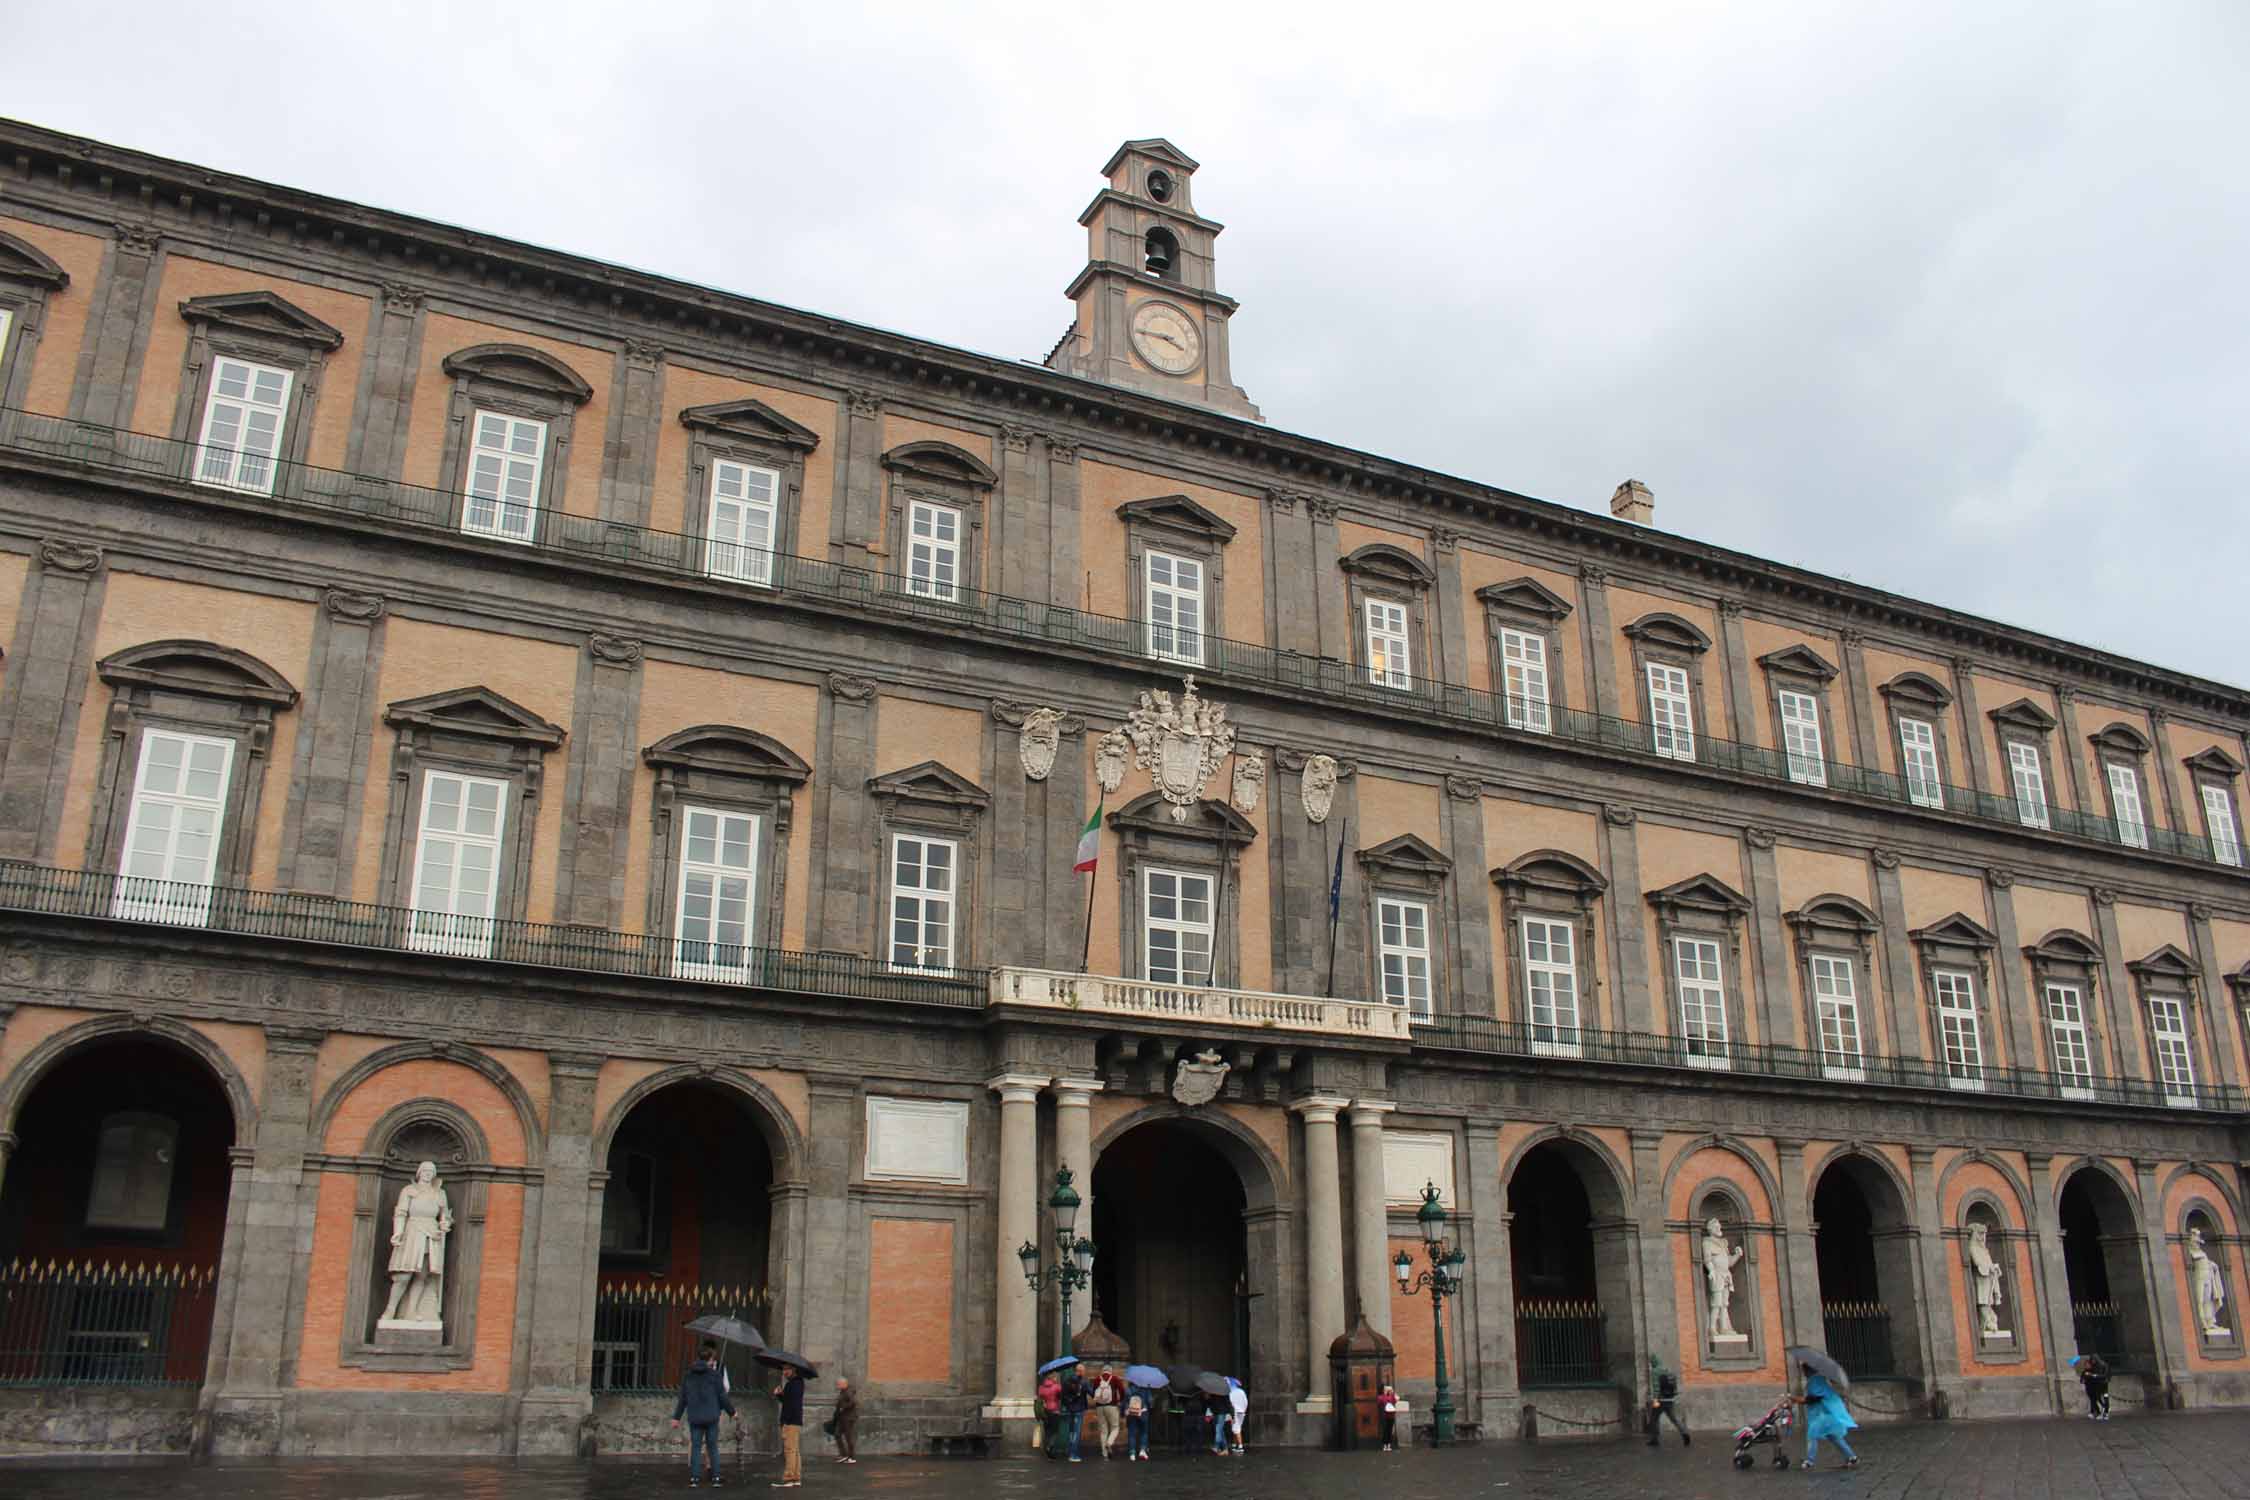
top-left (1074, 804), bottom-right (1103, 873)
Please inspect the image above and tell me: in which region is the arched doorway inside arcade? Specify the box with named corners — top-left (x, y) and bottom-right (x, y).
top-left (590, 1080), bottom-right (778, 1399)
top-left (1507, 1139), bottom-right (1634, 1391)
top-left (0, 1036), bottom-right (235, 1391)
top-left (2058, 1168), bottom-right (2156, 1372)
top-left (1811, 1155), bottom-right (1919, 1384)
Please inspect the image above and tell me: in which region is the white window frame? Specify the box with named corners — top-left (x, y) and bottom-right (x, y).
top-left (2203, 784), bottom-right (2244, 867)
top-left (887, 833), bottom-right (958, 974)
top-left (1899, 717), bottom-right (1944, 809)
top-left (906, 499), bottom-right (962, 602)
top-left (1145, 549), bottom-right (1206, 666)
top-left (1935, 968), bottom-right (1985, 1091)
top-left (111, 728), bottom-right (235, 928)
top-left (2043, 981), bottom-right (2096, 1101)
top-left (1810, 953), bottom-right (1864, 1081)
top-left (672, 806), bottom-right (761, 983)
top-left (1778, 688), bottom-right (1827, 787)
top-left (1365, 599), bottom-right (1412, 689)
top-left (2107, 763), bottom-right (2148, 850)
top-left (1142, 866), bottom-right (1215, 988)
top-left (1523, 916), bottom-right (1580, 1057)
top-left (405, 769), bottom-right (509, 959)
top-left (704, 459), bottom-right (779, 587)
top-left (1376, 897), bottom-right (1433, 1021)
top-left (463, 409), bottom-right (546, 544)
top-left (2148, 994), bottom-right (2197, 1105)
top-left (1647, 662), bottom-right (1696, 763)
top-left (1499, 628), bottom-right (1551, 733)
top-left (1674, 937), bottom-right (1731, 1069)
top-left (2007, 741), bottom-right (2049, 829)
top-left (193, 355), bottom-right (292, 496)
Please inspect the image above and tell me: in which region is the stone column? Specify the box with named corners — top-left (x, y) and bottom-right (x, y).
top-left (2131, 1157), bottom-right (2185, 1385)
top-left (1052, 1075), bottom-right (1103, 1319)
top-left (1462, 1121), bottom-right (1517, 1431)
top-left (2147, 709), bottom-right (2189, 836)
top-left (1773, 1139), bottom-right (1822, 1351)
top-left (2091, 889), bottom-right (2140, 1079)
top-left (1742, 828), bottom-right (1791, 1045)
top-left (274, 591), bottom-right (389, 895)
top-left (799, 1075), bottom-right (859, 1377)
top-left (1046, 437), bottom-right (1082, 609)
top-left (833, 388), bottom-right (884, 568)
top-left (1431, 529), bottom-right (1469, 690)
top-left (515, 1052), bottom-right (605, 1455)
top-left (1838, 628), bottom-right (1879, 771)
top-left (343, 282), bottom-right (427, 480)
top-left (1441, 778), bottom-right (1494, 1018)
top-left (596, 340), bottom-right (666, 527)
top-left (806, 673), bottom-right (879, 953)
top-left (1906, 1145), bottom-right (1957, 1401)
top-left (2185, 903), bottom-right (2242, 1088)
top-left (1292, 1095), bottom-right (1350, 1412)
top-left (1599, 805), bottom-right (1652, 1032)
top-left (2023, 1152), bottom-right (2074, 1412)
top-left (0, 539), bottom-right (108, 860)
top-left (1870, 849), bottom-right (1924, 1062)
top-left (1715, 599), bottom-right (1758, 747)
top-left (554, 634), bottom-right (646, 928)
top-left (988, 702), bottom-right (1085, 970)
top-left (1984, 868), bottom-right (2036, 1072)
top-left (1348, 1101), bottom-right (1396, 1337)
top-left (985, 1074), bottom-right (1046, 1421)
top-left (993, 425), bottom-right (1046, 600)
top-left (1266, 490), bottom-right (1319, 656)
top-left (1309, 500), bottom-right (1348, 661)
top-left (2052, 686), bottom-right (2091, 812)
top-left (1578, 564), bottom-right (1621, 720)
top-left (70, 223), bottom-right (163, 428)
top-left (1948, 657), bottom-right (1992, 797)
top-left (1628, 1129), bottom-right (1678, 1407)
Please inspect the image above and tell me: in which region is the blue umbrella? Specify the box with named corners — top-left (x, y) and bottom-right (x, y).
top-left (1225, 1376), bottom-right (1242, 1390)
top-left (1038, 1354), bottom-right (1081, 1375)
top-left (1124, 1363), bottom-right (1168, 1389)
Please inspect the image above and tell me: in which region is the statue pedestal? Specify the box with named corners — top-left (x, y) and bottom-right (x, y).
top-left (2207, 1327), bottom-right (2232, 1341)
top-left (1984, 1330), bottom-right (2013, 1342)
top-left (1710, 1332), bottom-right (1748, 1346)
top-left (375, 1319), bottom-right (444, 1349)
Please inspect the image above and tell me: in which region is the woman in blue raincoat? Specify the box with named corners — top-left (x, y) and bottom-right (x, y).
top-left (1793, 1361), bottom-right (1859, 1470)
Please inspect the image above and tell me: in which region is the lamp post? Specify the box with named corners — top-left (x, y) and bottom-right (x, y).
top-left (1393, 1179), bottom-right (1468, 1445)
top-left (1018, 1164), bottom-right (1098, 1361)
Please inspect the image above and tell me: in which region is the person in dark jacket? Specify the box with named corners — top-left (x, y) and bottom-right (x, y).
top-left (670, 1341), bottom-right (736, 1488)
top-left (831, 1376), bottom-right (860, 1463)
top-left (1646, 1356), bottom-right (1689, 1446)
top-left (1061, 1370), bottom-right (1090, 1462)
top-left (771, 1365), bottom-right (807, 1487)
top-left (2074, 1353), bottom-right (2112, 1420)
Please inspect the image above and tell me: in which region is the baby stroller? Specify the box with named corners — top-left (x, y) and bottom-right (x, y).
top-left (1730, 1392), bottom-right (1795, 1469)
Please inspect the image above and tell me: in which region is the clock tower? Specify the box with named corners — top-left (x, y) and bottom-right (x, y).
top-left (1044, 139), bottom-right (1260, 421)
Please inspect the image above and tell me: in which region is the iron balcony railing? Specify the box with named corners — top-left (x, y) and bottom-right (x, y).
top-left (0, 862), bottom-right (988, 1009)
top-left (1515, 1298), bottom-right (1607, 1387)
top-left (1820, 1301), bottom-right (1895, 1379)
top-left (1412, 1013), bottom-right (2249, 1113)
top-left (0, 1258), bottom-right (216, 1387)
top-left (3, 406), bottom-right (2240, 876)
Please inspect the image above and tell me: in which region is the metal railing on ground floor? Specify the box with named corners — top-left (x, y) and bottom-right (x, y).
top-left (1821, 1301), bottom-right (1896, 1379)
top-left (0, 1259), bottom-right (215, 1386)
top-left (590, 1279), bottom-right (772, 1396)
top-left (1515, 1299), bottom-right (1607, 1387)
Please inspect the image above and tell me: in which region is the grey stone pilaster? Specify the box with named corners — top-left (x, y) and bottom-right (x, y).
top-left (1742, 829), bottom-right (1791, 1046)
top-left (1949, 657), bottom-right (1991, 797)
top-left (1629, 1129), bottom-right (1678, 1404)
top-left (1046, 437), bottom-right (1081, 608)
top-left (553, 635), bottom-right (645, 928)
top-left (2131, 1158), bottom-right (2185, 1386)
top-left (275, 590), bottom-right (388, 895)
top-left (1869, 851), bottom-right (1923, 1062)
top-left (1309, 500), bottom-right (1347, 660)
top-left (1462, 1121), bottom-right (1517, 1429)
top-left (1772, 1139), bottom-right (1822, 1352)
top-left (1906, 1146), bottom-right (1958, 1402)
top-left (1598, 805), bottom-right (1651, 1032)
top-left (2185, 903), bottom-right (2241, 1088)
top-left (987, 702), bottom-right (1084, 969)
top-left (1838, 628), bottom-right (1878, 771)
top-left (1716, 600), bottom-right (1757, 748)
top-left (2024, 1153), bottom-right (2074, 1409)
top-left (515, 1052), bottom-right (604, 1455)
top-left (596, 342), bottom-right (666, 526)
top-left (1270, 751), bottom-right (1354, 996)
top-left (0, 539), bottom-right (109, 861)
top-left (1431, 529), bottom-right (1469, 690)
top-left (2090, 890), bottom-right (2139, 1080)
top-left (1579, 564), bottom-right (1621, 720)
top-left (2147, 709), bottom-right (2189, 837)
top-left (1440, 777), bottom-right (1493, 1017)
top-left (1265, 491), bottom-right (1318, 656)
top-left (807, 674), bottom-right (879, 953)
top-left (343, 282), bottom-right (428, 480)
top-left (1983, 869), bottom-right (2033, 1072)
top-left (800, 1075), bottom-right (859, 1377)
top-left (68, 224), bottom-right (163, 427)
top-left (833, 388), bottom-right (884, 568)
top-left (2052, 686), bottom-right (2091, 813)
top-left (992, 426), bottom-right (1042, 600)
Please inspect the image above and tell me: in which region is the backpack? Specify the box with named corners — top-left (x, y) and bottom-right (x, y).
top-left (1126, 1393), bottom-right (1145, 1416)
top-left (1657, 1372), bottom-right (1678, 1400)
top-left (1093, 1378), bottom-right (1115, 1406)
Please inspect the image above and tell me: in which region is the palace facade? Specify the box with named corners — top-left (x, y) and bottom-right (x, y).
top-left (0, 124), bottom-right (2243, 1458)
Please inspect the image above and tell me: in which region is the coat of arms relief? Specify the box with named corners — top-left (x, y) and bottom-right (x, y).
top-left (1125, 677), bottom-right (1236, 822)
top-left (1171, 1048), bottom-right (1231, 1105)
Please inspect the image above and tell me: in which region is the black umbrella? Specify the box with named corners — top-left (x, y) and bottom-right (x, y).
top-left (755, 1347), bottom-right (820, 1377)
top-left (684, 1314), bottom-right (766, 1350)
top-left (1164, 1364), bottom-right (1204, 1395)
top-left (1194, 1371), bottom-right (1232, 1397)
top-left (1785, 1345), bottom-right (1850, 1390)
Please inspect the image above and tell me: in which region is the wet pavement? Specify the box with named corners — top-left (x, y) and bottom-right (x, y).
top-left (3, 1412), bottom-right (2246, 1499)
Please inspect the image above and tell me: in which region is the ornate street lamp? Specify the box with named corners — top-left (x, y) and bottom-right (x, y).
top-left (1393, 1179), bottom-right (1469, 1444)
top-left (1019, 1164), bottom-right (1098, 1361)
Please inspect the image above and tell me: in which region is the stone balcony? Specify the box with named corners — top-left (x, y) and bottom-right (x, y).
top-left (989, 965), bottom-right (1414, 1043)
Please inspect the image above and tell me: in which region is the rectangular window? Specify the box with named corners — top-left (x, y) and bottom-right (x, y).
top-left (0, 308), bottom-right (14, 373)
top-left (2107, 763), bottom-right (2148, 849)
top-left (1377, 898), bottom-right (1432, 1020)
top-left (1523, 917), bottom-right (1580, 1056)
top-left (2149, 995), bottom-right (2197, 1103)
top-left (1934, 968), bottom-right (1984, 1090)
top-left (85, 1113), bottom-right (179, 1232)
top-left (1810, 953), bottom-right (1864, 1080)
top-left (406, 771), bottom-right (508, 958)
top-left (1779, 689), bottom-right (1827, 786)
top-left (463, 410), bottom-right (546, 543)
top-left (2007, 741), bottom-right (2049, 829)
top-left (112, 730), bottom-right (234, 927)
top-left (673, 807), bottom-right (760, 983)
top-left (2204, 784), bottom-right (2244, 867)
top-left (194, 356), bottom-right (291, 495)
top-left (906, 500), bottom-right (962, 601)
top-left (1674, 937), bottom-right (1730, 1068)
top-left (1648, 663), bottom-right (1696, 762)
top-left (1143, 867), bottom-right (1215, 987)
top-left (1899, 717), bottom-right (1944, 809)
top-left (888, 834), bottom-right (956, 973)
top-left (1365, 600), bottom-right (1412, 689)
top-left (2043, 982), bottom-right (2095, 1099)
top-left (1500, 629), bottom-right (1551, 733)
top-left (705, 459), bottom-right (779, 586)
top-left (1146, 550), bottom-right (1205, 665)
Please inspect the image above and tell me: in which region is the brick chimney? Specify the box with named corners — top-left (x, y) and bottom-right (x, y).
top-left (1609, 479), bottom-right (1654, 526)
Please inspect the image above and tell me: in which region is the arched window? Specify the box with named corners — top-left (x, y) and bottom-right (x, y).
top-left (1144, 227), bottom-right (1180, 279)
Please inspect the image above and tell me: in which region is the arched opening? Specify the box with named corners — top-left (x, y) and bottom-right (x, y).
top-left (0, 1037), bottom-right (236, 1386)
top-left (1091, 1120), bottom-right (1248, 1380)
top-left (1507, 1139), bottom-right (1633, 1389)
top-left (2059, 1169), bottom-right (2155, 1370)
top-left (1811, 1155), bottom-right (1919, 1382)
top-left (590, 1081), bottom-right (778, 1399)
top-left (1143, 227), bottom-right (1180, 279)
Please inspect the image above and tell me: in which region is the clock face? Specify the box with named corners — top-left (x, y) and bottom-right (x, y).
top-left (1130, 301), bottom-right (1204, 376)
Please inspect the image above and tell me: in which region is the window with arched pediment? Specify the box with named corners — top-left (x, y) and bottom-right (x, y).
top-left (641, 725), bottom-right (811, 982)
top-left (1339, 543), bottom-right (1435, 694)
top-left (1879, 670), bottom-right (1957, 810)
top-left (1493, 850), bottom-right (1606, 1052)
top-left (881, 441), bottom-right (995, 602)
top-left (434, 343), bottom-right (594, 544)
top-left (1111, 792), bottom-right (1256, 990)
top-left (678, 399), bottom-right (821, 589)
top-left (1649, 874), bottom-right (1752, 1069)
top-left (1624, 613), bottom-right (1713, 764)
top-left (0, 229), bottom-right (71, 414)
top-left (2023, 930), bottom-right (2106, 1097)
top-left (1785, 894), bottom-right (1880, 1080)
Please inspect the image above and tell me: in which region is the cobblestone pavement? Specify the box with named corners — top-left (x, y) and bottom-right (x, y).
top-left (4, 1413), bottom-right (2246, 1499)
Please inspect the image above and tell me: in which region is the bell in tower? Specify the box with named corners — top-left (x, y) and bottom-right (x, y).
top-left (1043, 140), bottom-right (1260, 422)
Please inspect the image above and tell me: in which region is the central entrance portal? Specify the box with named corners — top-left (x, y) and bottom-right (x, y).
top-left (1091, 1120), bottom-right (1249, 1378)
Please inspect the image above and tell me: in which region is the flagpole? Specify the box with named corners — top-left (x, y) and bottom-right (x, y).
top-left (1078, 862), bottom-right (1096, 974)
top-left (1324, 817), bottom-right (1349, 997)
top-left (1077, 792), bottom-right (1104, 974)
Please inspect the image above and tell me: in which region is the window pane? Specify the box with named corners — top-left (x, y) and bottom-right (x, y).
top-left (2008, 742), bottom-right (2049, 829)
top-left (1146, 867), bottom-right (1215, 986)
top-left (1501, 630), bottom-right (1551, 732)
top-left (2202, 785), bottom-right (2243, 866)
top-left (1779, 690), bottom-right (1826, 786)
top-left (1899, 718), bottom-right (1944, 809)
top-left (112, 729), bottom-right (234, 926)
top-left (2107, 764), bottom-right (2147, 849)
top-left (1648, 664), bottom-right (1695, 762)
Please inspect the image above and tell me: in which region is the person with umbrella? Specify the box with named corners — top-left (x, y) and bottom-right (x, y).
top-left (1788, 1348), bottom-right (1859, 1471)
top-left (1196, 1372), bottom-right (1232, 1454)
top-left (670, 1339), bottom-right (737, 1488)
top-left (757, 1347), bottom-right (817, 1488)
top-left (1036, 1355), bottom-right (1074, 1459)
top-left (1060, 1363), bottom-right (1091, 1462)
top-left (1123, 1364), bottom-right (1165, 1461)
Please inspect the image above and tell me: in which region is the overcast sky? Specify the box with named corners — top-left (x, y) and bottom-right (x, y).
top-left (11, 2), bottom-right (2246, 685)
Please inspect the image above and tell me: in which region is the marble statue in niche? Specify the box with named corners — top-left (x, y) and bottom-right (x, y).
top-left (1702, 1217), bottom-right (1746, 1342)
top-left (379, 1161), bottom-right (453, 1333)
top-left (2188, 1226), bottom-right (2230, 1337)
top-left (1966, 1220), bottom-right (2007, 1338)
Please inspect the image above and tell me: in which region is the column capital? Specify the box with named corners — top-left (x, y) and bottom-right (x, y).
top-left (1907, 1144), bottom-right (1939, 1168)
top-left (987, 1071), bottom-right (1049, 1104)
top-left (547, 1050), bottom-right (607, 1080)
top-left (1291, 1093), bottom-right (1350, 1124)
top-left (1772, 1137), bottom-right (1806, 1157)
top-left (261, 1023), bottom-right (326, 1054)
top-left (1347, 1099), bottom-right (1396, 1123)
top-left (1050, 1075), bottom-right (1106, 1102)
top-left (1627, 1127), bottom-right (1665, 1152)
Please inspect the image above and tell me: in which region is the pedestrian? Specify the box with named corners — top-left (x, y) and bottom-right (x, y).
top-left (1379, 1384), bottom-right (1399, 1451)
top-left (1124, 1384), bottom-right (1151, 1460)
top-left (1038, 1370), bottom-right (1065, 1458)
top-left (1061, 1368), bottom-right (1090, 1462)
top-left (1793, 1361), bottom-right (1859, 1471)
top-left (770, 1361), bottom-right (807, 1488)
top-left (1646, 1356), bottom-right (1690, 1446)
top-left (2072, 1353), bottom-right (2111, 1420)
top-left (831, 1376), bottom-right (859, 1464)
top-left (670, 1340), bottom-right (736, 1488)
top-left (1227, 1380), bottom-right (1248, 1453)
top-left (1090, 1363), bottom-right (1124, 1458)
top-left (1207, 1390), bottom-right (1229, 1454)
